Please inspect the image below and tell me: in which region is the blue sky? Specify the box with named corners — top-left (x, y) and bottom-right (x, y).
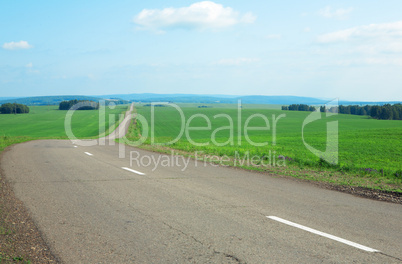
top-left (1, 0), bottom-right (402, 101)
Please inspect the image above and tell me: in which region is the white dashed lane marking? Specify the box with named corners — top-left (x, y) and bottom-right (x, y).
top-left (267, 216), bottom-right (379, 253)
top-left (122, 167), bottom-right (146, 176)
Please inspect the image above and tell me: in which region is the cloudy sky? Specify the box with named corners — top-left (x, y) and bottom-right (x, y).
top-left (1, 0), bottom-right (402, 101)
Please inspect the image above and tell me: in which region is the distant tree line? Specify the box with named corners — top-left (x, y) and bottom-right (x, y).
top-left (143, 104), bottom-right (167, 107)
top-left (59, 100), bottom-right (99, 110)
top-left (0, 103), bottom-right (30, 114)
top-left (107, 98), bottom-right (130, 105)
top-left (282, 103), bottom-right (402, 120)
top-left (281, 104), bottom-right (315, 111)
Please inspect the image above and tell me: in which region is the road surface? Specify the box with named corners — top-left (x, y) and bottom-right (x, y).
top-left (1, 111), bottom-right (401, 263)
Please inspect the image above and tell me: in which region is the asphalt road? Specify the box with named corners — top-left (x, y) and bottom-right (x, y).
top-left (1, 108), bottom-right (401, 263)
top-left (103, 103), bottom-right (135, 141)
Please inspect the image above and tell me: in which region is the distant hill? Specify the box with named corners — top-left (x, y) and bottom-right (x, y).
top-left (98, 93), bottom-right (240, 100)
top-left (100, 93), bottom-right (401, 105)
top-left (338, 100), bottom-right (402, 106)
top-left (99, 93), bottom-right (330, 105)
top-left (0, 97), bottom-right (20, 101)
top-left (0, 95), bottom-right (131, 106)
top-left (236, 96), bottom-right (326, 105)
top-left (0, 96), bottom-right (103, 106)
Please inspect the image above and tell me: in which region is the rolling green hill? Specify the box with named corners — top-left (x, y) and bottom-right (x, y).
top-left (0, 104), bottom-right (129, 151)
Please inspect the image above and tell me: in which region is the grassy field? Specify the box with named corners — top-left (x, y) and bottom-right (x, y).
top-left (0, 104), bottom-right (129, 151)
top-left (126, 103), bottom-right (402, 192)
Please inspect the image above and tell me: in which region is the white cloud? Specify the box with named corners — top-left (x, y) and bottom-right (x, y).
top-left (318, 29), bottom-right (354, 43)
top-left (316, 21), bottom-right (402, 66)
top-left (335, 57), bottom-right (402, 66)
top-left (364, 57), bottom-right (402, 65)
top-left (318, 6), bottom-right (353, 20)
top-left (133, 1), bottom-right (256, 32)
top-left (2, 40), bottom-right (33, 50)
top-left (26, 62), bottom-right (33, 68)
top-left (317, 21), bottom-right (402, 53)
top-left (265, 34), bottom-right (281, 40)
top-left (240, 12), bottom-right (256, 24)
top-left (304, 27), bottom-right (311, 33)
top-left (215, 58), bottom-right (260, 66)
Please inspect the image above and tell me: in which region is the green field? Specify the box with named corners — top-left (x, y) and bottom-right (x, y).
top-left (126, 103), bottom-right (402, 191)
top-left (0, 104), bottom-right (129, 151)
top-left (1, 102), bottom-right (401, 191)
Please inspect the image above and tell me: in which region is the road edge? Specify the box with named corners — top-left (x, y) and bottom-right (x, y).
top-left (124, 144), bottom-right (402, 205)
top-left (0, 145), bottom-right (61, 263)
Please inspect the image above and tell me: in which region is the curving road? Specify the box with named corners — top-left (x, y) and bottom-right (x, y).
top-left (1, 111), bottom-right (401, 263)
top-left (103, 103), bottom-right (135, 141)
